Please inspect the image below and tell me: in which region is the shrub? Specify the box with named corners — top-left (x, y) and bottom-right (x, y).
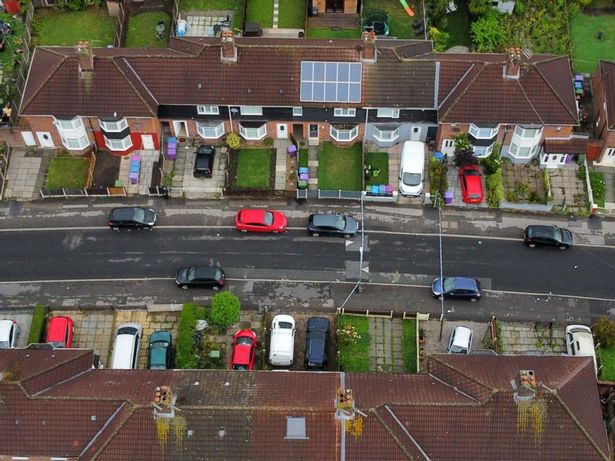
top-left (577, 164), bottom-right (586, 181)
top-left (225, 133), bottom-right (240, 150)
top-left (480, 146), bottom-right (502, 175)
top-left (452, 132), bottom-right (472, 154)
top-left (175, 303), bottom-right (207, 369)
top-left (454, 150), bottom-right (478, 168)
top-left (486, 170), bottom-right (504, 207)
top-left (429, 156), bottom-right (448, 198)
top-left (589, 172), bottom-right (606, 207)
top-left (28, 304), bottom-right (48, 344)
top-left (428, 26), bottom-right (450, 52)
top-left (593, 317), bottom-right (615, 347)
top-left (210, 292), bottom-right (241, 327)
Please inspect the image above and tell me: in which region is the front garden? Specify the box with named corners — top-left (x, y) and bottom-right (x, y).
top-left (317, 142), bottom-right (362, 191)
top-left (228, 147), bottom-right (274, 191)
top-left (45, 152), bottom-right (90, 190)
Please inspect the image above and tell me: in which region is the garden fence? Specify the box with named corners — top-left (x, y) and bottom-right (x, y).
top-left (297, 189), bottom-right (362, 200)
top-left (12, 2), bottom-right (34, 123)
top-left (39, 187), bottom-right (127, 199)
top-left (0, 142), bottom-right (9, 199)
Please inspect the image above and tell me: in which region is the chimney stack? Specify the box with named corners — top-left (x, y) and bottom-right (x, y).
top-left (77, 41), bottom-right (94, 74)
top-left (221, 30), bottom-right (237, 63)
top-left (361, 31), bottom-right (376, 63)
top-left (504, 47), bottom-right (521, 80)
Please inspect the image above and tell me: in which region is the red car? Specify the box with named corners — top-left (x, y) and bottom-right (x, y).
top-left (230, 329), bottom-right (257, 370)
top-left (235, 209), bottom-right (287, 233)
top-left (46, 316), bottom-right (74, 348)
top-left (459, 165), bottom-right (484, 204)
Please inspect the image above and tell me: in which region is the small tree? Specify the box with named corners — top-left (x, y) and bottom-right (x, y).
top-left (468, 0), bottom-right (491, 15)
top-left (454, 150), bottom-right (478, 168)
top-left (593, 317), bottom-right (615, 347)
top-left (471, 11), bottom-right (506, 52)
top-left (452, 132), bottom-right (472, 154)
top-left (225, 132), bottom-right (240, 150)
top-left (428, 27), bottom-right (450, 52)
top-left (210, 292), bottom-right (241, 327)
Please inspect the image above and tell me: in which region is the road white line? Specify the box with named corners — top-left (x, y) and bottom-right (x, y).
top-left (0, 277), bottom-right (613, 303)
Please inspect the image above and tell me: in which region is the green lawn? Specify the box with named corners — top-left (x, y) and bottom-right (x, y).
top-left (180, 0), bottom-right (244, 30)
top-left (337, 315), bottom-right (371, 372)
top-left (278, 0), bottom-right (305, 29)
top-left (599, 346), bottom-right (615, 380)
top-left (125, 11), bottom-right (171, 48)
top-left (298, 148), bottom-right (308, 168)
top-left (318, 142), bottom-right (362, 191)
top-left (571, 13), bottom-right (615, 74)
top-left (362, 0), bottom-right (419, 39)
top-left (246, 0), bottom-right (273, 28)
top-left (0, 12), bottom-right (24, 74)
top-left (235, 149), bottom-right (272, 188)
top-left (365, 152), bottom-right (389, 187)
top-left (45, 154), bottom-right (89, 189)
top-left (445, 1), bottom-right (472, 49)
top-left (33, 9), bottom-right (116, 47)
top-left (402, 319), bottom-right (417, 373)
top-left (307, 28), bottom-right (359, 39)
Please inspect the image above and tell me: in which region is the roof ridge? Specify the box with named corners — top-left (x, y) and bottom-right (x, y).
top-left (81, 401), bottom-right (136, 460)
top-left (429, 355), bottom-right (494, 399)
top-left (438, 62), bottom-right (484, 120)
top-left (17, 349), bottom-right (92, 384)
top-left (373, 407), bottom-right (422, 460)
top-left (19, 48), bottom-right (67, 114)
top-left (549, 385), bottom-right (611, 461)
top-left (113, 58), bottom-right (158, 117)
top-left (533, 56), bottom-right (578, 123)
top-left (513, 77), bottom-right (544, 125)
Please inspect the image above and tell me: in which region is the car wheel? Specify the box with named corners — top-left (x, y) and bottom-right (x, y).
top-left (528, 243), bottom-right (535, 248)
top-left (241, 229), bottom-right (247, 233)
top-left (272, 230), bottom-right (279, 234)
top-left (312, 232), bottom-right (319, 237)
top-left (344, 234), bottom-right (352, 238)
top-left (470, 297), bottom-right (477, 303)
top-left (111, 227), bottom-right (120, 231)
top-left (180, 284), bottom-right (189, 290)
top-left (559, 245), bottom-right (568, 250)
top-left (212, 285), bottom-right (221, 291)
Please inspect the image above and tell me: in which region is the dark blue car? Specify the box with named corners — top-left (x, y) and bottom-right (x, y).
top-left (432, 277), bottom-right (481, 302)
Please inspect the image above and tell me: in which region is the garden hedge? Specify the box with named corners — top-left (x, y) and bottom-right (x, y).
top-left (175, 303), bottom-right (206, 369)
top-left (27, 304), bottom-right (47, 345)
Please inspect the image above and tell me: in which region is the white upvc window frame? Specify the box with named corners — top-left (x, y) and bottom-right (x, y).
top-left (513, 125), bottom-right (542, 139)
top-left (55, 117), bottom-right (90, 150)
top-left (508, 142), bottom-right (538, 159)
top-left (469, 123), bottom-right (498, 139)
top-left (239, 123), bottom-right (267, 140)
top-left (292, 107), bottom-right (303, 116)
top-left (509, 125), bottom-right (542, 159)
top-left (333, 108), bottom-right (356, 117)
top-left (104, 134), bottom-right (133, 151)
top-left (239, 106), bottom-right (263, 116)
top-left (373, 126), bottom-right (400, 142)
top-left (197, 105), bottom-right (219, 115)
top-left (197, 121), bottom-right (225, 139)
top-left (472, 143), bottom-right (494, 158)
top-left (99, 118), bottom-right (128, 132)
top-left (330, 125), bottom-right (358, 142)
top-left (376, 108), bottom-right (400, 118)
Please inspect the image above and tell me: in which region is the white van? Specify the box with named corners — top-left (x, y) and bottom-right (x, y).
top-left (269, 315), bottom-right (295, 366)
top-left (111, 323), bottom-right (142, 369)
top-left (399, 140), bottom-right (426, 196)
top-left (565, 325), bottom-right (598, 375)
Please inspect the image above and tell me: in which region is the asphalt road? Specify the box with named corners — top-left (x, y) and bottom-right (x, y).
top-left (0, 225), bottom-right (614, 323)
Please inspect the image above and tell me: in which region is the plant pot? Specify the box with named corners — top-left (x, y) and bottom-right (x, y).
top-left (419, 347), bottom-right (426, 360)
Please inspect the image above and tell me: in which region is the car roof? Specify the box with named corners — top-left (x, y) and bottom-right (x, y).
top-left (452, 277), bottom-right (478, 290)
top-left (273, 314), bottom-right (295, 326)
top-left (312, 214), bottom-right (342, 227)
top-left (47, 316), bottom-right (72, 340)
top-left (150, 330), bottom-right (171, 343)
top-left (109, 207), bottom-right (140, 219)
top-left (307, 317), bottom-right (330, 331)
top-left (452, 326), bottom-right (472, 347)
top-left (0, 320), bottom-right (13, 337)
top-left (526, 225), bottom-right (558, 236)
top-left (192, 266), bottom-right (222, 279)
top-left (239, 209), bottom-right (267, 223)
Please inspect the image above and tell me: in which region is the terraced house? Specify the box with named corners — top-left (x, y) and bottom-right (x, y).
top-left (9, 34), bottom-right (583, 169)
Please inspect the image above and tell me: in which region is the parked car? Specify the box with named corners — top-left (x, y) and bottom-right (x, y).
top-left (447, 326), bottom-right (473, 354)
top-left (524, 225), bottom-right (573, 249)
top-left (45, 315), bottom-right (74, 348)
top-left (459, 165), bottom-right (484, 204)
top-left (175, 266), bottom-right (225, 290)
top-left (148, 330), bottom-right (172, 370)
top-left (108, 206), bottom-right (157, 230)
top-left (235, 209), bottom-right (288, 233)
top-left (565, 325), bottom-right (598, 375)
top-left (230, 329), bottom-right (257, 371)
top-left (305, 317), bottom-right (330, 370)
top-left (398, 141), bottom-right (425, 196)
top-left (193, 144), bottom-right (216, 178)
top-left (432, 276), bottom-right (481, 302)
top-left (0, 319), bottom-right (18, 349)
top-left (269, 314), bottom-right (295, 366)
top-left (111, 323), bottom-right (142, 369)
top-left (307, 213), bottom-right (358, 238)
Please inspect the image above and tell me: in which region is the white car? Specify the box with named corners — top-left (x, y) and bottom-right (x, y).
top-left (0, 319), bottom-right (19, 348)
top-left (111, 323), bottom-right (142, 369)
top-left (565, 325), bottom-right (598, 375)
top-left (269, 315), bottom-right (296, 366)
top-left (447, 326), bottom-right (473, 354)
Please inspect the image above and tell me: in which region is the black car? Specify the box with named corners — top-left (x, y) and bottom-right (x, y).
top-left (524, 225), bottom-right (573, 249)
top-left (175, 265), bottom-right (225, 290)
top-left (193, 144), bottom-right (216, 178)
top-left (307, 213), bottom-right (358, 238)
top-left (431, 277), bottom-right (481, 302)
top-left (304, 317), bottom-right (330, 370)
top-left (148, 330), bottom-right (172, 370)
top-left (108, 206), bottom-right (157, 230)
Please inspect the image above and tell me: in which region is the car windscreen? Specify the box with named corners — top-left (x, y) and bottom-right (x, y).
top-left (402, 172), bottom-right (422, 187)
top-left (278, 321), bottom-right (293, 329)
top-left (443, 278), bottom-right (457, 293)
top-left (0, 340), bottom-right (9, 348)
top-left (117, 327), bottom-right (137, 335)
top-left (263, 211), bottom-right (274, 226)
top-left (236, 336), bottom-right (253, 346)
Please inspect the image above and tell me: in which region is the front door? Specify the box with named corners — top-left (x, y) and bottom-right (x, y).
top-left (36, 132), bottom-right (55, 148)
top-left (603, 147), bottom-right (615, 166)
top-left (276, 123), bottom-right (288, 139)
top-left (326, 0), bottom-right (344, 12)
top-left (141, 134), bottom-right (155, 150)
top-left (172, 121), bottom-right (189, 139)
top-left (410, 126), bottom-right (421, 141)
top-left (309, 124), bottom-right (319, 139)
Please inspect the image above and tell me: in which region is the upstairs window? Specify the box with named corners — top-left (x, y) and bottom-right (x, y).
top-left (197, 105), bottom-right (219, 115)
top-left (240, 106), bottom-right (263, 116)
top-left (376, 108), bottom-right (400, 118)
top-left (334, 108), bottom-right (356, 117)
top-left (99, 118), bottom-right (128, 132)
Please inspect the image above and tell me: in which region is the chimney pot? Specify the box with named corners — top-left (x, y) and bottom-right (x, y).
top-left (221, 30), bottom-right (237, 63)
top-left (77, 41), bottom-right (94, 73)
top-left (361, 31), bottom-right (376, 62)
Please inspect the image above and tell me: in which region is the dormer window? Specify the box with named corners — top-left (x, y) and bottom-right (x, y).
top-left (99, 118), bottom-right (128, 132)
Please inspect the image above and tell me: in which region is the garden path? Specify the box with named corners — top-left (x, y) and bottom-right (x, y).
top-left (368, 317), bottom-right (404, 372)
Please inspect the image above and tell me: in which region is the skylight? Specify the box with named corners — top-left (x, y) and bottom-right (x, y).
top-left (300, 61), bottom-right (362, 103)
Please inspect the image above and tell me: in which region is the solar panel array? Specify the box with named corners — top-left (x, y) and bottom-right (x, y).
top-left (300, 61), bottom-right (362, 103)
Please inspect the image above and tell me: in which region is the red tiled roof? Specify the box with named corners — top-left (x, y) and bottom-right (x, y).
top-left (544, 135), bottom-right (589, 154)
top-left (436, 53), bottom-right (578, 125)
top-left (599, 60), bottom-right (615, 130)
top-left (20, 38), bottom-right (436, 117)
